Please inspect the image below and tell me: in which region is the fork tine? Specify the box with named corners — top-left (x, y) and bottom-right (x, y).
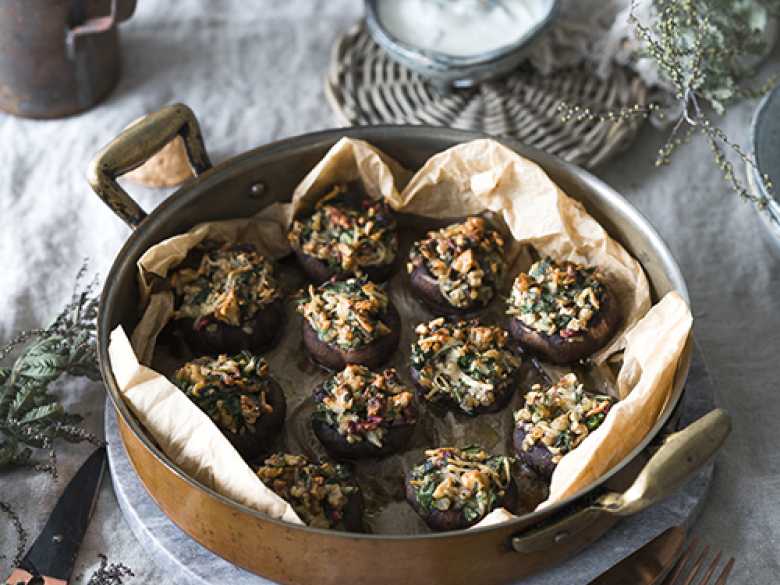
top-left (681, 544), bottom-right (710, 585)
top-left (665, 538), bottom-right (698, 585)
top-left (713, 558), bottom-right (735, 585)
top-left (664, 536), bottom-right (735, 585)
top-left (698, 551), bottom-right (722, 585)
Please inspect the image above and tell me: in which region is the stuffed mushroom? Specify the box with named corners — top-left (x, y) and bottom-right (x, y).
top-left (409, 318), bottom-right (521, 415)
top-left (312, 364), bottom-right (417, 459)
top-left (407, 217), bottom-right (506, 315)
top-left (256, 453), bottom-right (364, 531)
top-left (405, 446), bottom-right (516, 531)
top-left (297, 277), bottom-right (400, 370)
top-left (506, 257), bottom-right (621, 364)
top-left (174, 352), bottom-right (286, 460)
top-left (288, 183), bottom-right (399, 282)
top-left (169, 241), bottom-right (283, 355)
top-left (513, 373), bottom-right (614, 478)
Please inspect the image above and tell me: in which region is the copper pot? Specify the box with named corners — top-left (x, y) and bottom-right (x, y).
top-left (88, 104), bottom-right (730, 585)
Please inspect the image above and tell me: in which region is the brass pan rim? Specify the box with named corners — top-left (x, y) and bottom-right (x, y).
top-left (96, 122), bottom-right (691, 542)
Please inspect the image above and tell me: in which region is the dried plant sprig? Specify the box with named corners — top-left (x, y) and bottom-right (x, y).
top-left (557, 101), bottom-right (661, 124)
top-left (0, 499), bottom-right (28, 567)
top-left (0, 263), bottom-right (104, 476)
top-left (86, 555), bottom-right (134, 585)
top-left (632, 0), bottom-right (779, 114)
top-left (628, 0), bottom-right (776, 205)
top-left (702, 120), bottom-right (774, 206)
top-left (559, 0), bottom-right (778, 206)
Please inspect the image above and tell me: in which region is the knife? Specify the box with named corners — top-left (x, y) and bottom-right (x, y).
top-left (5, 447), bottom-right (107, 585)
top-left (587, 526), bottom-right (687, 585)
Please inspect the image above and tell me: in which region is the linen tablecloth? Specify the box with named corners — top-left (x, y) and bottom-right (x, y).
top-left (1, 1), bottom-right (778, 582)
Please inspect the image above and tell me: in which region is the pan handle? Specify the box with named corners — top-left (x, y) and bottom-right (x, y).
top-left (87, 103), bottom-right (212, 229)
top-left (511, 408), bottom-right (731, 553)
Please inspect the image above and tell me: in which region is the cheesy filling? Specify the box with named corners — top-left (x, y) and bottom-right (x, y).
top-left (410, 318), bottom-right (521, 414)
top-left (174, 352), bottom-right (274, 435)
top-left (506, 257), bottom-right (607, 340)
top-left (514, 373), bottom-right (614, 463)
top-left (407, 217), bottom-right (506, 309)
top-left (170, 242), bottom-right (279, 330)
top-left (288, 184), bottom-right (398, 273)
top-left (314, 364), bottom-right (416, 447)
top-left (408, 446), bottom-right (512, 523)
top-left (256, 453), bottom-right (359, 529)
top-left (297, 277), bottom-right (393, 350)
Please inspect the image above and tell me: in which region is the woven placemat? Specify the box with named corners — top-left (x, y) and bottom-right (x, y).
top-left (326, 23), bottom-right (648, 168)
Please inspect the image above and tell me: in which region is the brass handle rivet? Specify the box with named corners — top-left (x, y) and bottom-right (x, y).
top-left (554, 531), bottom-right (569, 544)
top-left (249, 181), bottom-right (266, 198)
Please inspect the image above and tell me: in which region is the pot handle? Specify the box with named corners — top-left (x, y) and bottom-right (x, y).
top-left (511, 408), bottom-right (731, 554)
top-left (87, 103), bottom-right (212, 229)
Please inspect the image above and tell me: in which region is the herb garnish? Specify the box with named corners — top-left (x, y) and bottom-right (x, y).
top-left (313, 364), bottom-right (415, 447)
top-left (0, 268), bottom-right (135, 580)
top-left (506, 258), bottom-right (606, 339)
top-left (256, 453), bottom-right (359, 529)
top-left (410, 318), bottom-right (520, 413)
top-left (170, 242), bottom-right (279, 329)
top-left (174, 352), bottom-right (274, 435)
top-left (408, 217), bottom-right (506, 309)
top-left (408, 446), bottom-right (512, 523)
top-left (288, 184), bottom-right (398, 274)
top-left (514, 373), bottom-right (614, 463)
top-left (297, 277), bottom-right (392, 349)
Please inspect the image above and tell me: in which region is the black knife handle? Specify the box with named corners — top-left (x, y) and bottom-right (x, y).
top-left (14, 447), bottom-right (106, 584)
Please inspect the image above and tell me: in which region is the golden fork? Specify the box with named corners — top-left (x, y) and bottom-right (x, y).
top-left (662, 536), bottom-right (735, 585)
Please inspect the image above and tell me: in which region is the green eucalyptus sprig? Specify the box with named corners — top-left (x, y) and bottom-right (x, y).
top-left (558, 0), bottom-right (779, 205)
top-left (0, 263), bottom-right (103, 477)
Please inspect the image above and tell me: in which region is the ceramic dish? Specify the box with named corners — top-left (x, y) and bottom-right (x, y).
top-left (364, 0), bottom-right (559, 89)
top-left (751, 82), bottom-right (780, 248)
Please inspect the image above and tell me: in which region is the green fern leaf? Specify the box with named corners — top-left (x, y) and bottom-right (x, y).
top-left (0, 386), bottom-right (14, 419)
top-left (19, 403), bottom-right (63, 424)
top-left (10, 385), bottom-right (37, 418)
top-left (0, 263), bottom-right (100, 474)
top-left (17, 352), bottom-right (66, 382)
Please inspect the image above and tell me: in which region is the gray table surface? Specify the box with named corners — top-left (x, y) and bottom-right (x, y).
top-left (1, 1), bottom-right (778, 583)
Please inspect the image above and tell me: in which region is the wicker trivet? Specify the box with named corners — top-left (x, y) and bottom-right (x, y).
top-left (326, 23), bottom-right (649, 168)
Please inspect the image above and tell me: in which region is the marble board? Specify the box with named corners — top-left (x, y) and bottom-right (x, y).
top-left (105, 347), bottom-right (716, 584)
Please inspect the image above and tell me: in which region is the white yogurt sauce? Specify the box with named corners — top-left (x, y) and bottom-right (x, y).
top-left (376, 0), bottom-right (555, 57)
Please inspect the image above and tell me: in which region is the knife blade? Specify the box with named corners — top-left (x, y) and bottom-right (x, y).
top-left (587, 526), bottom-right (687, 585)
top-left (5, 447), bottom-right (107, 585)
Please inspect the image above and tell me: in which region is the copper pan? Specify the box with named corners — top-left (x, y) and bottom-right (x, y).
top-left (88, 104), bottom-right (730, 585)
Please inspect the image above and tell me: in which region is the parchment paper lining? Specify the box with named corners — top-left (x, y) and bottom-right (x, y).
top-left (108, 137), bottom-right (691, 533)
